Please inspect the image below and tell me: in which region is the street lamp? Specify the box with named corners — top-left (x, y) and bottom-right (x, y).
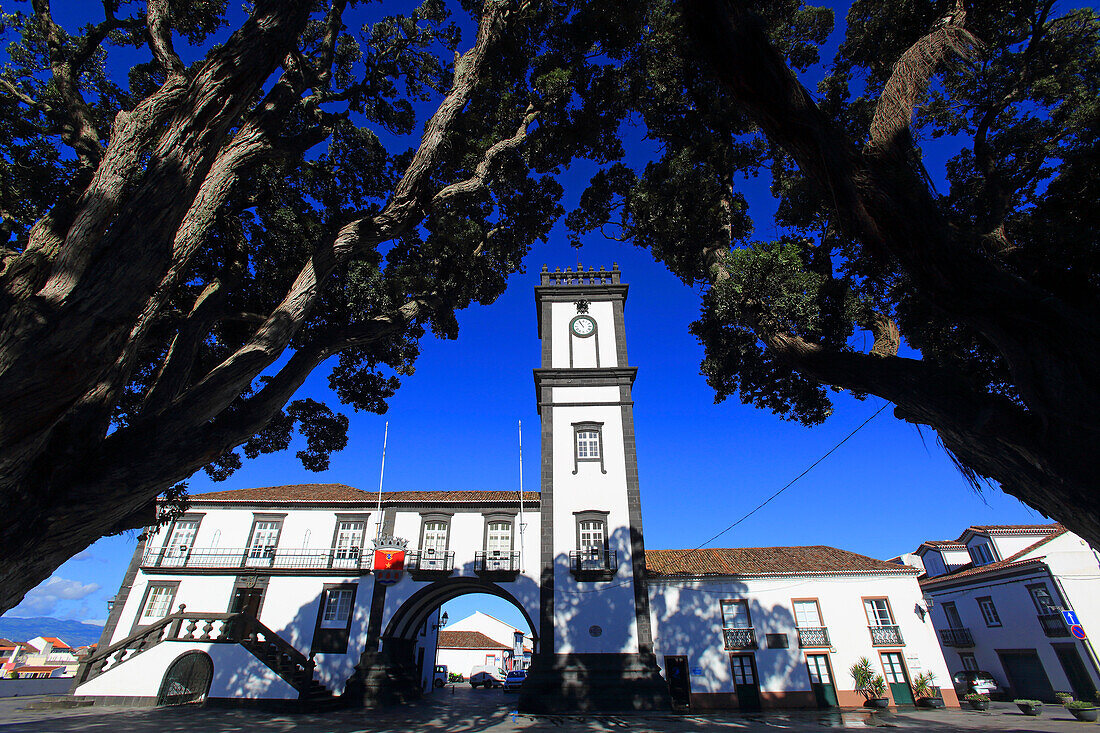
top-left (432, 611), bottom-right (449, 630)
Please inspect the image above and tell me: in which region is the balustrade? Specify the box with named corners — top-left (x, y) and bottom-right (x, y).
top-left (722, 628), bottom-right (758, 650)
top-left (868, 625), bottom-right (904, 646)
top-left (141, 546), bottom-right (372, 572)
top-left (796, 626), bottom-right (831, 648)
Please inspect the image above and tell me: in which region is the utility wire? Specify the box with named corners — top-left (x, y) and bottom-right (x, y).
top-left (560, 401), bottom-right (889, 595)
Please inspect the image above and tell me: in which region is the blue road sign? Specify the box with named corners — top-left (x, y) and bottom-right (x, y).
top-left (1063, 610), bottom-right (1080, 626)
top-left (1071, 625), bottom-right (1087, 640)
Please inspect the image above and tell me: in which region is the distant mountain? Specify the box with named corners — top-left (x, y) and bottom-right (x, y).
top-left (0, 617), bottom-right (104, 648)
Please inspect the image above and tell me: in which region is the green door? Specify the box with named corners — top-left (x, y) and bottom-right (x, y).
top-left (731, 654), bottom-right (762, 711)
top-left (881, 653), bottom-right (914, 705)
top-left (1054, 644), bottom-right (1097, 702)
top-left (807, 654), bottom-right (838, 708)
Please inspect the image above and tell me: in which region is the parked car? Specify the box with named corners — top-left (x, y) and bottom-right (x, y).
top-left (470, 666), bottom-right (506, 689)
top-left (504, 669), bottom-right (527, 692)
top-left (432, 664), bottom-right (448, 688)
top-left (953, 670), bottom-right (1000, 696)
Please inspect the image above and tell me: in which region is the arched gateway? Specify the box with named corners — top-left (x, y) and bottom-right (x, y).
top-left (76, 265), bottom-right (667, 712)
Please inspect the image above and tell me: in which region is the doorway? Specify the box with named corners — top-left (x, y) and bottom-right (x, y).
top-left (664, 655), bottom-right (691, 709)
top-left (806, 654), bottom-right (838, 708)
top-left (998, 650), bottom-right (1056, 702)
top-left (157, 651), bottom-right (213, 706)
top-left (228, 582), bottom-right (266, 639)
top-left (1053, 644), bottom-right (1097, 701)
top-left (730, 654), bottom-right (761, 710)
top-left (880, 652), bottom-right (914, 705)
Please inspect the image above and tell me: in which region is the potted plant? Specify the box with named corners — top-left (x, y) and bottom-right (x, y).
top-left (1066, 700), bottom-right (1099, 722)
top-left (850, 657), bottom-right (890, 708)
top-left (1056, 691), bottom-right (1075, 706)
top-left (965, 692), bottom-right (991, 711)
top-left (913, 671), bottom-right (945, 708)
top-left (1014, 698), bottom-right (1043, 716)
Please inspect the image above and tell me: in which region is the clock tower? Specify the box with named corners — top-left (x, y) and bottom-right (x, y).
top-left (519, 265), bottom-right (669, 711)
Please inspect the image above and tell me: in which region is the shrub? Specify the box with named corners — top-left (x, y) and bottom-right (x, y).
top-left (1014, 699), bottom-right (1042, 705)
top-left (965, 692), bottom-right (990, 702)
top-left (912, 671), bottom-right (939, 698)
top-left (448, 673), bottom-right (465, 683)
top-left (1066, 700), bottom-right (1097, 710)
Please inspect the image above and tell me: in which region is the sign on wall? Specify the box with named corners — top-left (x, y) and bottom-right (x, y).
top-left (374, 536), bottom-right (408, 586)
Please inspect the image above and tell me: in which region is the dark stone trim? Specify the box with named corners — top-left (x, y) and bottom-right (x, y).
top-left (612, 298), bottom-right (629, 367)
top-left (572, 510), bottom-right (611, 553)
top-left (188, 500), bottom-right (538, 511)
top-left (382, 506), bottom-right (396, 536)
top-left (481, 512), bottom-right (516, 552)
top-left (620, 382), bottom-right (655, 654)
top-left (540, 400), bottom-right (632, 409)
top-left (534, 367), bottom-right (637, 387)
top-left (539, 382), bottom-right (555, 652)
top-left (226, 575), bottom-right (269, 619)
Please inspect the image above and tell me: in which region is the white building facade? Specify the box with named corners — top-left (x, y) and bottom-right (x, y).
top-left (72, 265), bottom-right (958, 712)
top-left (917, 523), bottom-right (1100, 702)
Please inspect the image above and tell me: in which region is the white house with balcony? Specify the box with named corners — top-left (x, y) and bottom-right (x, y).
top-left (915, 523), bottom-right (1100, 703)
top-left (645, 546), bottom-right (957, 710)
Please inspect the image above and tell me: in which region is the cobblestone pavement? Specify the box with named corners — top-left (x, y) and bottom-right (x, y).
top-left (0, 687), bottom-right (1093, 732)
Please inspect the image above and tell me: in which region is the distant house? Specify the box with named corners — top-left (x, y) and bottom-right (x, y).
top-left (11, 665), bottom-right (65, 679)
top-left (436, 630), bottom-right (512, 677)
top-left (444, 611), bottom-right (532, 670)
top-left (916, 523), bottom-right (1100, 702)
top-left (20, 637), bottom-right (79, 677)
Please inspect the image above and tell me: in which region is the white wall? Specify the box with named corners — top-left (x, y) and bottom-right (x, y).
top-left (650, 572), bottom-right (952, 702)
top-left (436, 647), bottom-right (506, 678)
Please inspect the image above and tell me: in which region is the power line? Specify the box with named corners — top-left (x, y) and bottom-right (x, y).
top-left (560, 401), bottom-right (889, 595)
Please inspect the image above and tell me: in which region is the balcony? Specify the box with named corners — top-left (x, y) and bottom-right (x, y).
top-left (868, 625), bottom-right (904, 646)
top-left (796, 626), bottom-right (831, 648)
top-left (474, 551), bottom-right (520, 578)
top-left (938, 627), bottom-right (975, 647)
top-left (1037, 612), bottom-right (1071, 637)
top-left (141, 546), bottom-right (372, 574)
top-left (568, 550), bottom-right (617, 581)
top-left (722, 628), bottom-right (758, 650)
top-left (406, 550), bottom-right (454, 578)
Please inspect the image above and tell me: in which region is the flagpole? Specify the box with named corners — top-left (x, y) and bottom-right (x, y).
top-left (518, 420), bottom-right (525, 573)
top-left (376, 422), bottom-right (388, 541)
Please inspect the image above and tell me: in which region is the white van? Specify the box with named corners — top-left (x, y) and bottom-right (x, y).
top-left (469, 665), bottom-right (506, 688)
top-left (432, 664), bottom-right (448, 688)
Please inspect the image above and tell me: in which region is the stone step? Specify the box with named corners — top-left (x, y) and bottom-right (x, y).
top-left (22, 697), bottom-right (96, 710)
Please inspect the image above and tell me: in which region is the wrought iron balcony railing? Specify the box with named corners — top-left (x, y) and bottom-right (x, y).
top-left (568, 550), bottom-right (617, 580)
top-left (1037, 612), bottom-right (1071, 637)
top-left (406, 550), bottom-right (455, 575)
top-left (796, 626), bottom-right (831, 648)
top-left (938, 627), bottom-right (975, 647)
top-left (868, 625), bottom-right (904, 646)
top-left (722, 628), bottom-right (758, 650)
top-left (141, 545), bottom-right (371, 572)
top-left (474, 551), bottom-right (520, 574)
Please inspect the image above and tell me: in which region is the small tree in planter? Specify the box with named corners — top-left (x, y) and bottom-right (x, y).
top-left (1055, 691), bottom-right (1074, 706)
top-left (1066, 700), bottom-right (1099, 722)
top-left (850, 657), bottom-right (890, 708)
top-left (1014, 698), bottom-right (1044, 716)
top-left (965, 692), bottom-right (991, 711)
top-left (913, 671), bottom-right (945, 708)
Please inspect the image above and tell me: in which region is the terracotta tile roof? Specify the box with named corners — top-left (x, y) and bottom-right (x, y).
top-left (921, 527), bottom-right (1067, 587)
top-left (920, 540), bottom-right (967, 549)
top-left (14, 665), bottom-right (61, 673)
top-left (436, 630), bottom-right (511, 650)
top-left (40, 637), bottom-right (70, 649)
top-left (189, 484), bottom-right (539, 504)
top-left (969, 523), bottom-right (1062, 533)
top-left (0, 638), bottom-right (15, 647)
top-left (645, 546), bottom-right (917, 578)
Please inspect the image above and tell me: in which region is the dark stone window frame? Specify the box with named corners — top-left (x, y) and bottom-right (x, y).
top-left (129, 580), bottom-right (181, 634)
top-left (482, 511), bottom-right (517, 553)
top-left (158, 512), bottom-right (206, 565)
top-left (572, 421), bottom-right (606, 475)
top-left (243, 513), bottom-right (287, 565)
top-left (311, 582), bottom-right (359, 654)
top-left (573, 510), bottom-right (610, 554)
top-left (418, 512), bottom-right (454, 553)
top-left (225, 575), bottom-right (269, 618)
top-left (330, 512), bottom-right (371, 567)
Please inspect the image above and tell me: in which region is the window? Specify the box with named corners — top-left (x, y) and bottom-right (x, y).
top-left (311, 583), bottom-right (358, 654)
top-left (422, 521), bottom-right (448, 553)
top-left (418, 517), bottom-right (451, 571)
top-left (142, 585), bottom-right (175, 620)
top-left (977, 597), bottom-right (1001, 626)
top-left (246, 518), bottom-right (282, 567)
top-left (486, 521), bottom-right (512, 555)
top-left (578, 520), bottom-right (605, 552)
top-left (942, 601), bottom-right (964, 629)
top-left (1027, 584), bottom-right (1057, 614)
top-left (332, 520), bottom-right (366, 569)
top-left (970, 543), bottom-right (995, 566)
top-left (721, 600), bottom-right (752, 629)
top-left (161, 518), bottom-right (201, 567)
top-left (793, 600), bottom-right (823, 628)
top-left (959, 652), bottom-right (978, 671)
top-left (864, 598), bottom-right (895, 626)
top-left (321, 589), bottom-right (354, 628)
top-left (572, 422), bottom-right (606, 474)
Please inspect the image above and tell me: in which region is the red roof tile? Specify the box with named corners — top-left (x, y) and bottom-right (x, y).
top-left (14, 666), bottom-right (61, 673)
top-left (645, 546), bottom-right (917, 577)
top-left (436, 630), bottom-right (511, 650)
top-left (189, 484), bottom-right (539, 504)
top-left (40, 637), bottom-right (70, 649)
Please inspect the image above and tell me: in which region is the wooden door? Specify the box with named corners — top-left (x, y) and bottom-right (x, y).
top-left (807, 654), bottom-right (838, 708)
top-left (1054, 644), bottom-right (1097, 702)
top-left (881, 652), bottom-right (913, 705)
top-left (664, 655), bottom-right (691, 709)
top-left (730, 654), bottom-right (762, 711)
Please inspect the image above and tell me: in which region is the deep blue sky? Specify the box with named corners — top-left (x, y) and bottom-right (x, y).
top-left (3, 0), bottom-right (1052, 629)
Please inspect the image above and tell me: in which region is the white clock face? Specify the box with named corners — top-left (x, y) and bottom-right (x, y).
top-left (571, 316), bottom-right (596, 337)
